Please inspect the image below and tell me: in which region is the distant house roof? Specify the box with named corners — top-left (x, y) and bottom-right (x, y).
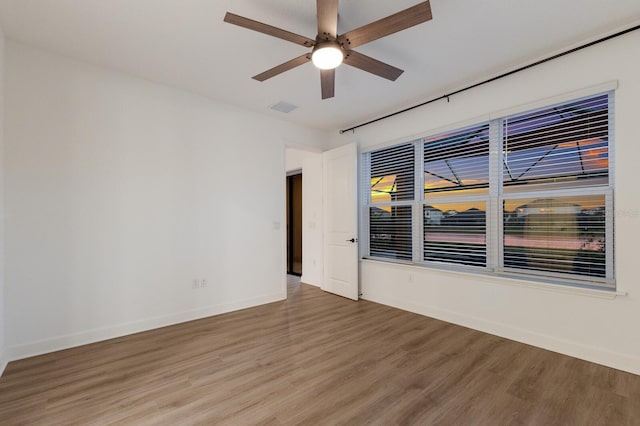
top-left (516, 198), bottom-right (580, 211)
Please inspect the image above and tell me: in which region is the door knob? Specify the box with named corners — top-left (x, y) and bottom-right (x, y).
top-left (346, 238), bottom-right (358, 243)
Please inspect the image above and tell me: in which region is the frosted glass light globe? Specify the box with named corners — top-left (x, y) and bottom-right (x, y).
top-left (312, 43), bottom-right (344, 70)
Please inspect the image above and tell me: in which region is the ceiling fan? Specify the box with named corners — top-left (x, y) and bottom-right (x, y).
top-left (223, 1), bottom-right (433, 99)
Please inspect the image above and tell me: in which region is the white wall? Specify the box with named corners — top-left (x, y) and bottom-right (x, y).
top-left (285, 148), bottom-right (306, 172)
top-left (0, 23), bottom-right (6, 375)
top-left (330, 31), bottom-right (640, 374)
top-left (285, 148), bottom-right (324, 287)
top-left (3, 41), bottom-right (327, 360)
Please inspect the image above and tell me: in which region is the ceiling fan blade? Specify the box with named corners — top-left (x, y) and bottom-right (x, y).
top-left (317, 0), bottom-right (339, 40)
top-left (320, 69), bottom-right (335, 99)
top-left (224, 12), bottom-right (315, 48)
top-left (343, 50), bottom-right (403, 81)
top-left (252, 54), bottom-right (312, 81)
top-left (338, 1), bottom-right (432, 49)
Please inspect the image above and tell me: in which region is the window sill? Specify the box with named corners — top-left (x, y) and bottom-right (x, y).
top-left (360, 258), bottom-right (626, 300)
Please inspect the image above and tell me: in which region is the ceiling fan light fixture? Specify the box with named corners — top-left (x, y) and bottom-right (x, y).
top-left (311, 42), bottom-right (344, 70)
top-left (224, 1), bottom-right (434, 99)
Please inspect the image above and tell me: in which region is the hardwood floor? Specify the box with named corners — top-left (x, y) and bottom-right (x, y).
top-left (1, 276), bottom-right (639, 425)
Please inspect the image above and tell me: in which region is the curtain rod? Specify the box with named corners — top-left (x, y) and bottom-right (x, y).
top-left (339, 24), bottom-right (640, 135)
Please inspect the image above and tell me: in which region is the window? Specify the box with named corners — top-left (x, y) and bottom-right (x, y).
top-left (366, 143), bottom-right (414, 260)
top-left (423, 124), bottom-right (490, 267)
top-left (362, 92), bottom-right (614, 289)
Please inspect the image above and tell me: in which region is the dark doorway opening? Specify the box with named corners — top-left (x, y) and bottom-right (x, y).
top-left (286, 173), bottom-right (303, 276)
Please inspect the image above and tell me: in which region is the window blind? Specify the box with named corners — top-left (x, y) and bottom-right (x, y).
top-left (424, 201), bottom-right (487, 267)
top-left (370, 143), bottom-right (415, 202)
top-left (424, 124), bottom-right (490, 195)
top-left (503, 195), bottom-right (608, 279)
top-left (503, 94), bottom-right (609, 189)
top-left (362, 91), bottom-right (614, 289)
top-left (423, 124), bottom-right (490, 267)
top-left (369, 206), bottom-right (413, 260)
top-left (367, 142), bottom-right (415, 260)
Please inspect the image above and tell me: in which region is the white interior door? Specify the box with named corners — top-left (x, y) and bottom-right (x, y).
top-left (323, 143), bottom-right (359, 300)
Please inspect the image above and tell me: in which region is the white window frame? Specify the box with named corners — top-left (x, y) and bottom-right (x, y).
top-left (361, 90), bottom-right (615, 290)
top-left (420, 123), bottom-right (492, 270)
top-left (363, 140), bottom-right (417, 264)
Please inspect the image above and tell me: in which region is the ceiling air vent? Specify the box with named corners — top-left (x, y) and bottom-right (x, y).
top-left (270, 101), bottom-right (298, 114)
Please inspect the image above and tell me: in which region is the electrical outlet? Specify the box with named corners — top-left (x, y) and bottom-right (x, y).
top-left (201, 279), bottom-right (207, 288)
top-left (192, 279), bottom-right (199, 289)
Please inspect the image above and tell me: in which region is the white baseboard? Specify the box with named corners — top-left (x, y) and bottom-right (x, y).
top-left (6, 293), bottom-right (284, 363)
top-left (0, 350), bottom-right (8, 378)
top-left (300, 274), bottom-right (322, 287)
top-left (361, 293), bottom-right (640, 376)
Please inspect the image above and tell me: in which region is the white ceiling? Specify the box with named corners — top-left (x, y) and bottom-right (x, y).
top-left (0, 0), bottom-right (639, 131)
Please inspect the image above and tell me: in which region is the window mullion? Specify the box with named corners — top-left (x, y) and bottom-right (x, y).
top-left (414, 140), bottom-right (424, 263)
top-left (606, 92), bottom-right (615, 282)
top-left (489, 118), bottom-right (503, 272)
top-left (608, 91), bottom-right (616, 189)
top-left (606, 191), bottom-right (614, 281)
top-left (361, 153), bottom-right (371, 258)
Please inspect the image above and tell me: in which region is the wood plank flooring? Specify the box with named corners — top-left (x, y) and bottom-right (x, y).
top-left (1, 276), bottom-right (639, 425)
